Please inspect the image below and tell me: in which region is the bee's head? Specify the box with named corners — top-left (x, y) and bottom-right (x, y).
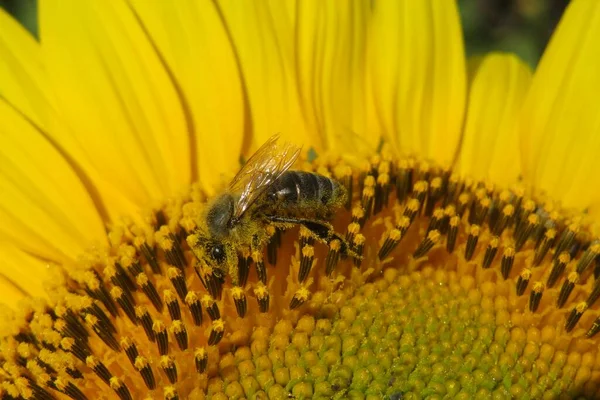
top-left (187, 230), bottom-right (235, 278)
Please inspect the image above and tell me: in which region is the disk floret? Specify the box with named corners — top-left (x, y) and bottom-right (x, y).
top-left (2, 152), bottom-right (600, 398)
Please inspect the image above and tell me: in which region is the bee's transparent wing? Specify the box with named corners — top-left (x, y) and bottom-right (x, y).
top-left (229, 134), bottom-right (301, 219)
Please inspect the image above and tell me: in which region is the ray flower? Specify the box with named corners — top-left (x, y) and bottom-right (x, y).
top-left (0, 1), bottom-right (600, 399)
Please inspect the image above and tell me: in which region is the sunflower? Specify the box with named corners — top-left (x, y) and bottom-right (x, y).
top-left (1, 1), bottom-right (599, 399)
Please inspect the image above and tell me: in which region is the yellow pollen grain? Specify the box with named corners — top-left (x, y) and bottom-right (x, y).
top-left (136, 273), bottom-right (149, 286)
top-left (532, 282), bottom-right (544, 293)
top-left (103, 265), bottom-right (116, 279)
top-left (520, 269), bottom-right (532, 280)
top-left (110, 286), bottom-right (123, 300)
top-left (347, 222), bottom-right (360, 235)
top-left (469, 224), bottom-right (480, 237)
top-left (377, 173), bottom-right (390, 186)
top-left (153, 321), bottom-right (166, 334)
top-left (85, 356), bottom-right (99, 368)
top-left (299, 226), bottom-right (311, 239)
top-left (479, 197), bottom-right (491, 209)
top-left (185, 291), bottom-right (199, 305)
top-left (302, 245), bottom-right (315, 258)
top-left (295, 287), bottom-right (311, 302)
top-left (527, 213), bottom-right (540, 226)
top-left (164, 289), bottom-right (175, 303)
top-left (135, 306), bottom-right (148, 318)
top-left (397, 216), bottom-right (410, 229)
top-left (488, 237), bottom-right (499, 249)
top-left (120, 337), bottom-right (133, 349)
top-left (389, 229), bottom-right (401, 241)
top-left (407, 199), bottom-right (420, 212)
top-left (352, 206), bottom-right (365, 219)
top-left (502, 204), bottom-right (514, 217)
top-left (568, 222), bottom-right (580, 233)
top-left (568, 271), bottom-right (579, 284)
top-left (523, 199), bottom-right (535, 213)
top-left (84, 314), bottom-right (98, 326)
top-left (329, 239), bottom-right (341, 251)
top-left (432, 208), bottom-right (445, 220)
top-left (413, 180), bottom-right (428, 193)
top-left (449, 215), bottom-right (460, 227)
top-left (158, 237), bottom-right (174, 251)
top-left (160, 355), bottom-right (175, 369)
top-left (559, 252), bottom-right (571, 264)
top-left (353, 234), bottom-right (366, 246)
top-left (212, 319), bottom-right (225, 332)
top-left (427, 230), bottom-right (441, 243)
top-left (171, 321), bottom-right (185, 335)
top-left (254, 285), bottom-right (268, 299)
top-left (133, 236), bottom-right (146, 248)
top-left (576, 302), bottom-right (588, 313)
top-left (109, 377), bottom-right (123, 390)
top-left (503, 247), bottom-right (515, 258)
top-left (134, 356), bottom-right (149, 370)
top-left (231, 287), bottom-right (245, 299)
top-left (363, 175), bottom-right (376, 188)
top-left (201, 295), bottom-right (214, 308)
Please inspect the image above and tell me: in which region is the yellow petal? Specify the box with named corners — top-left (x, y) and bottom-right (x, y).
top-left (0, 99), bottom-right (106, 263)
top-left (0, 8), bottom-right (131, 225)
top-left (518, 0), bottom-right (600, 210)
top-left (369, 0), bottom-right (466, 166)
top-left (39, 0), bottom-right (193, 205)
top-left (294, 1), bottom-right (379, 153)
top-left (0, 244), bottom-right (49, 304)
top-left (128, 0), bottom-right (245, 193)
top-left (457, 53), bottom-right (532, 187)
top-left (0, 9), bottom-right (52, 129)
top-left (217, 1), bottom-right (307, 150)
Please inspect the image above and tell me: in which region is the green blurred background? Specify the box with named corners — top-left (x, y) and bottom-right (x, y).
top-left (1, 0), bottom-right (567, 68)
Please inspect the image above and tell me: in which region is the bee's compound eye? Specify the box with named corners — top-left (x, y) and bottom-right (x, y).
top-left (211, 244), bottom-right (226, 263)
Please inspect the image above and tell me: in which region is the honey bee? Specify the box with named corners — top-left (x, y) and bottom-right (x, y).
top-left (188, 135), bottom-right (353, 287)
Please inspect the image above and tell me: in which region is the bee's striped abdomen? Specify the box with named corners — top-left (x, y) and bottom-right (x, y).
top-left (267, 171), bottom-right (343, 209)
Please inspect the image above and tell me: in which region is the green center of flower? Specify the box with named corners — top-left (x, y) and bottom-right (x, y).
top-left (2, 153), bottom-right (600, 399)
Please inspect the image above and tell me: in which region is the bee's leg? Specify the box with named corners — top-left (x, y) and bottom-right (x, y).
top-left (266, 215), bottom-right (358, 258)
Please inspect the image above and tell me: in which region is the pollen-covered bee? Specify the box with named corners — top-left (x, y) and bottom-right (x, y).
top-left (187, 135), bottom-right (353, 293)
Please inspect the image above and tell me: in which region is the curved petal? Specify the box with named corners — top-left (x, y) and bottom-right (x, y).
top-left (217, 1), bottom-right (308, 150)
top-left (457, 53), bottom-right (532, 187)
top-left (217, 1), bottom-right (379, 156)
top-left (295, 1), bottom-right (379, 154)
top-left (127, 0), bottom-right (245, 193)
top-left (0, 9), bottom-right (52, 128)
top-left (39, 0), bottom-right (194, 207)
top-left (0, 99), bottom-right (106, 263)
top-left (518, 0), bottom-right (600, 210)
top-left (369, 0), bottom-right (466, 166)
top-left (0, 244), bottom-right (49, 303)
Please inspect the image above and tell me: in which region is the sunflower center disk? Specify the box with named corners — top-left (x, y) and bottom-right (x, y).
top-left (3, 154), bottom-right (600, 399)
